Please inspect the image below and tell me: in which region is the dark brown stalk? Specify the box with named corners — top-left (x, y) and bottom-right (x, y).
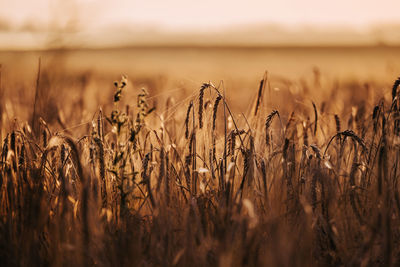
top-left (165, 152), bottom-right (170, 205)
top-left (185, 101), bottom-right (193, 139)
top-left (254, 73), bottom-right (267, 117)
top-left (334, 114), bottom-right (341, 133)
top-left (94, 138), bottom-right (106, 207)
top-left (265, 110), bottom-right (279, 146)
top-left (223, 86), bottom-right (227, 174)
top-left (212, 94), bottom-right (222, 131)
top-left (260, 159), bottom-right (268, 204)
top-left (191, 105), bottom-right (197, 195)
top-left (198, 83), bottom-right (209, 129)
top-left (31, 58), bottom-right (41, 135)
top-left (312, 102), bottom-right (318, 136)
top-left (98, 108), bottom-right (103, 141)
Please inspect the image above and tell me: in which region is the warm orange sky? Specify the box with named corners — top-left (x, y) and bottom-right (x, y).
top-left (1, 0), bottom-right (400, 31)
top-left (1, 0), bottom-right (400, 49)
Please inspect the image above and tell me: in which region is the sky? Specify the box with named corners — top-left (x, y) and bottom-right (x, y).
top-left (1, 0), bottom-right (399, 31)
top-left (0, 0), bottom-right (400, 49)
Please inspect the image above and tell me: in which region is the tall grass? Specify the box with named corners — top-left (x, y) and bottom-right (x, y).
top-left (1, 65), bottom-right (400, 266)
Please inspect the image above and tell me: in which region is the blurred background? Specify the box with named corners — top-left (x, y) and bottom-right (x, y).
top-left (1, 0), bottom-right (400, 49)
top-left (1, 0), bottom-right (400, 78)
top-left (0, 0), bottom-right (400, 124)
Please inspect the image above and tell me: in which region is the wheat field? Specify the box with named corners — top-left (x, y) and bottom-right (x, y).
top-left (1, 47), bottom-right (400, 266)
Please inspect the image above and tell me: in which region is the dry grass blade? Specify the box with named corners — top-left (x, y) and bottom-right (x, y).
top-left (312, 101), bottom-right (318, 136)
top-left (254, 72), bottom-right (267, 116)
top-left (265, 110), bottom-right (279, 146)
top-left (198, 83), bottom-right (209, 129)
top-left (212, 94), bottom-right (222, 131)
top-left (185, 101), bottom-right (193, 139)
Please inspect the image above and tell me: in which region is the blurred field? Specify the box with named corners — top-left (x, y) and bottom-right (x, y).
top-left (2, 46), bottom-right (400, 266)
top-left (1, 46), bottom-right (399, 122)
top-left (2, 46), bottom-right (400, 81)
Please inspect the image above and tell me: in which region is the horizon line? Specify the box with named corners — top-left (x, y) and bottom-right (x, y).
top-left (1, 43), bottom-right (400, 53)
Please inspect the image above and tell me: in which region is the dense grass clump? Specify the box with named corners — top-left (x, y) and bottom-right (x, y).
top-left (1, 64), bottom-right (400, 266)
